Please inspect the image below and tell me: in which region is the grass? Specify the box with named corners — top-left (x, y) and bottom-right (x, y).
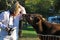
top-left (19, 25), bottom-right (40, 40)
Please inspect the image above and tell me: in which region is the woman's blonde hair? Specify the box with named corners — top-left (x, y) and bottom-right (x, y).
top-left (10, 1), bottom-right (20, 14)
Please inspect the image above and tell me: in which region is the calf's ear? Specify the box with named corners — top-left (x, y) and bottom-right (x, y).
top-left (33, 17), bottom-right (40, 24)
top-left (42, 18), bottom-right (46, 21)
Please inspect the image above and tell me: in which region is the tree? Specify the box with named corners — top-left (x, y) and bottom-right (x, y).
top-left (18, 0), bottom-right (25, 7)
top-left (0, 0), bottom-right (7, 10)
top-left (0, 0), bottom-right (17, 11)
top-left (54, 0), bottom-right (60, 14)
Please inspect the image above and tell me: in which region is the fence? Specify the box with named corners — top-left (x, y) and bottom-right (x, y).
top-left (39, 34), bottom-right (60, 40)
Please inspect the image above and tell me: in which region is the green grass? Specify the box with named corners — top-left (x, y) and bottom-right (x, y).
top-left (22, 30), bottom-right (37, 38)
top-left (19, 26), bottom-right (40, 40)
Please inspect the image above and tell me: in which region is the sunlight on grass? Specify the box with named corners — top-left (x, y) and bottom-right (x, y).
top-left (22, 30), bottom-right (37, 34)
top-left (19, 26), bottom-right (40, 40)
top-left (19, 37), bottom-right (40, 40)
top-left (19, 30), bottom-right (40, 40)
top-left (22, 30), bottom-right (37, 38)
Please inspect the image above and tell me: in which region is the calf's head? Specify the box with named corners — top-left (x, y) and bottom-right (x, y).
top-left (23, 14), bottom-right (44, 33)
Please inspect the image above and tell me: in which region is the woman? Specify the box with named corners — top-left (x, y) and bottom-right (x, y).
top-left (0, 1), bottom-right (26, 40)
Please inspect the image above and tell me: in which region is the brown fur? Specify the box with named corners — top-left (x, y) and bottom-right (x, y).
top-left (23, 14), bottom-right (60, 40)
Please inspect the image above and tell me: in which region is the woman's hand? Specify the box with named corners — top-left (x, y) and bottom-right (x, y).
top-left (5, 27), bottom-right (14, 35)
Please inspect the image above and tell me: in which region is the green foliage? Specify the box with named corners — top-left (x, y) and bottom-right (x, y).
top-left (0, 0), bottom-right (16, 10)
top-left (1, 0), bottom-right (59, 17)
top-left (54, 0), bottom-right (60, 13)
top-left (25, 0), bottom-right (41, 13)
top-left (25, 0), bottom-right (52, 14)
top-left (0, 0), bottom-right (7, 10)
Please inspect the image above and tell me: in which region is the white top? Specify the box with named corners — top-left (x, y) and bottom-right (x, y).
top-left (0, 10), bottom-right (21, 29)
top-left (0, 10), bottom-right (10, 29)
top-left (0, 7), bottom-right (26, 36)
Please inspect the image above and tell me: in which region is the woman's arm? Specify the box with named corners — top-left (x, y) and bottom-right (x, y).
top-left (0, 22), bottom-right (6, 29)
top-left (19, 5), bottom-right (26, 20)
top-left (0, 11), bottom-right (9, 29)
top-left (20, 5), bottom-right (26, 14)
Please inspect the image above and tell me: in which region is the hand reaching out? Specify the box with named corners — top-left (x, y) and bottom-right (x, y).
top-left (5, 27), bottom-right (14, 35)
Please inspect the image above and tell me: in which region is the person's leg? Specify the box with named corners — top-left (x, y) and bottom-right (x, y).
top-left (11, 27), bottom-right (18, 40)
top-left (0, 36), bottom-right (3, 40)
top-left (4, 36), bottom-right (12, 40)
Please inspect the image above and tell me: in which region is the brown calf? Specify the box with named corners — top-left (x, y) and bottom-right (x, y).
top-left (23, 14), bottom-right (60, 40)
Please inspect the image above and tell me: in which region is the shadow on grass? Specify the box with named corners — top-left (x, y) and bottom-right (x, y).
top-left (22, 33), bottom-right (38, 38)
top-left (21, 25), bottom-right (38, 38)
top-left (23, 26), bottom-right (35, 31)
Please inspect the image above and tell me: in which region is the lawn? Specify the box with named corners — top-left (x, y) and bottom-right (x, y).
top-left (19, 25), bottom-right (40, 40)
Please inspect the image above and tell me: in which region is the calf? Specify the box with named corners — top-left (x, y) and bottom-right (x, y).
top-left (23, 14), bottom-right (60, 40)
